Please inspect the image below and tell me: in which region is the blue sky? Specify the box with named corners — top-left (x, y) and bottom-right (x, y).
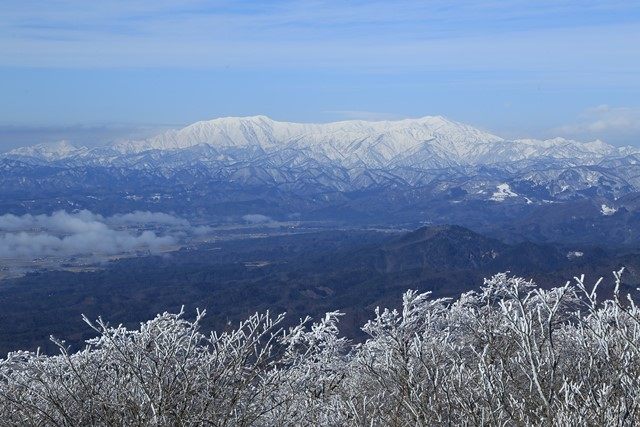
top-left (1, 0), bottom-right (639, 150)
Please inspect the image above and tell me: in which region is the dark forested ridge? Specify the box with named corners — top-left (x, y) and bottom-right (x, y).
top-left (1, 226), bottom-right (639, 355)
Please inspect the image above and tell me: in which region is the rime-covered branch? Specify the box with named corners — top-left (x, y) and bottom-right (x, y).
top-left (1, 272), bottom-right (639, 425)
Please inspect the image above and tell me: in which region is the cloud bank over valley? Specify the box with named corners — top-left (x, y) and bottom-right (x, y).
top-left (0, 210), bottom-right (208, 261)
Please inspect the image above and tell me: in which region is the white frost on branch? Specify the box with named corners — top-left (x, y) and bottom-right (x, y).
top-left (1, 270), bottom-right (639, 425)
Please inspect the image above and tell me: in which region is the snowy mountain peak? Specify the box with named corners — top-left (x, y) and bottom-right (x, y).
top-left (7, 140), bottom-right (87, 161)
top-left (111, 115), bottom-right (505, 159)
top-left (4, 115), bottom-right (636, 169)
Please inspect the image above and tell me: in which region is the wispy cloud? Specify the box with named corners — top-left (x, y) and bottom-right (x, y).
top-left (0, 123), bottom-right (177, 152)
top-left (241, 214), bottom-right (272, 225)
top-left (554, 105), bottom-right (640, 145)
top-left (1, 1), bottom-right (639, 71)
top-left (0, 210), bottom-right (209, 260)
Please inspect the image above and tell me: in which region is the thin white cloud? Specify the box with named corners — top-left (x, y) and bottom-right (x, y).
top-left (555, 105), bottom-right (640, 145)
top-left (0, 229), bottom-right (174, 259)
top-left (0, 123), bottom-right (179, 153)
top-left (1, 1), bottom-right (638, 74)
top-left (0, 210), bottom-right (205, 260)
top-left (242, 214), bottom-right (272, 224)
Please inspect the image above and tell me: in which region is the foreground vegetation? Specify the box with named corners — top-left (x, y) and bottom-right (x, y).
top-left (1, 270), bottom-right (639, 425)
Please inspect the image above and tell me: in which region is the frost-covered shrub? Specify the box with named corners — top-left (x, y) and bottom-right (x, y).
top-left (1, 270), bottom-right (640, 425)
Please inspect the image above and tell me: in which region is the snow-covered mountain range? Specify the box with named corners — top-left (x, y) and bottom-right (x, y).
top-left (2, 115), bottom-right (640, 229)
top-left (5, 115), bottom-right (637, 168)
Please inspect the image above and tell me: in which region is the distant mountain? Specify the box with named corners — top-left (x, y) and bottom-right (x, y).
top-left (6, 115), bottom-right (633, 168)
top-left (379, 225), bottom-right (506, 271)
top-left (8, 140), bottom-right (89, 161)
top-left (2, 115), bottom-right (640, 245)
top-left (358, 225), bottom-right (569, 273)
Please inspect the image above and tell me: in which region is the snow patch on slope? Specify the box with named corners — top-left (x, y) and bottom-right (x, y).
top-left (490, 183), bottom-right (518, 202)
top-left (601, 204), bottom-right (617, 216)
top-left (567, 251), bottom-right (584, 259)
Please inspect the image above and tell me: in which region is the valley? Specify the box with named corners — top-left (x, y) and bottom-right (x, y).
top-left (2, 225), bottom-right (638, 356)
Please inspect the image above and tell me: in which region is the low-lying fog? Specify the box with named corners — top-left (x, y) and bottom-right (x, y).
top-left (0, 210), bottom-right (310, 279)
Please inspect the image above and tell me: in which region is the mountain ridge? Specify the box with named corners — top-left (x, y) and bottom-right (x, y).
top-left (3, 115), bottom-right (640, 220)
top-left (5, 115), bottom-right (633, 168)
